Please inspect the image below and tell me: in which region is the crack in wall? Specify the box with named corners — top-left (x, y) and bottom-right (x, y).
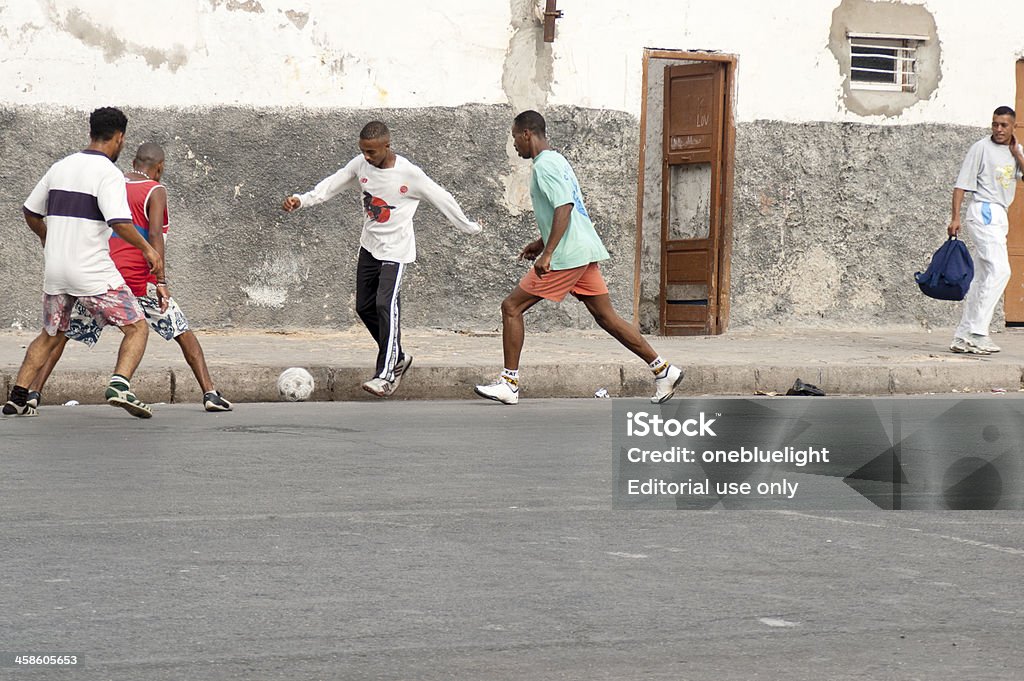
top-left (500, 0), bottom-right (553, 214)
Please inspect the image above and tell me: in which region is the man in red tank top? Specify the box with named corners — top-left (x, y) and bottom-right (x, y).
top-left (29, 143), bottom-right (232, 412)
top-left (110, 146), bottom-right (171, 299)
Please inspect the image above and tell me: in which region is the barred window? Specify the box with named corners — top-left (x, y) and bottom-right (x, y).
top-left (848, 33), bottom-right (926, 93)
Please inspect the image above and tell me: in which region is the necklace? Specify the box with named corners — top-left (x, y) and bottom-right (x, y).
top-left (130, 168), bottom-right (153, 181)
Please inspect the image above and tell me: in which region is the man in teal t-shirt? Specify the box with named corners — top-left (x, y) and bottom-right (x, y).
top-left (528, 144), bottom-right (610, 270)
top-left (474, 110), bottom-right (684, 405)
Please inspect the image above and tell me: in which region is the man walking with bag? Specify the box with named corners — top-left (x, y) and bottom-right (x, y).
top-left (948, 106), bottom-right (1024, 354)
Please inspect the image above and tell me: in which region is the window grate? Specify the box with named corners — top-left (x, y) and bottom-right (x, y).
top-left (848, 35), bottom-right (923, 93)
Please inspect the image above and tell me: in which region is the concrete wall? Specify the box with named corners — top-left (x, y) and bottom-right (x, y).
top-left (2, 1), bottom-right (1024, 332)
top-left (0, 104), bottom-right (638, 332)
top-left (731, 120), bottom-right (986, 329)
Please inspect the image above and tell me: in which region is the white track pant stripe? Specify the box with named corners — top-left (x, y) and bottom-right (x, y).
top-left (956, 201), bottom-right (1010, 338)
top-left (380, 262), bottom-right (404, 381)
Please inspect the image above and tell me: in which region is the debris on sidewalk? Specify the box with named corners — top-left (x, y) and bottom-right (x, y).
top-left (786, 379), bottom-right (826, 396)
top-left (594, 388), bottom-right (610, 398)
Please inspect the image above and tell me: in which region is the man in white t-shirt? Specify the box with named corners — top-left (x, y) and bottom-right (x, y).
top-left (948, 105), bottom-right (1024, 355)
top-left (281, 121), bottom-right (481, 397)
top-left (3, 107), bottom-right (166, 419)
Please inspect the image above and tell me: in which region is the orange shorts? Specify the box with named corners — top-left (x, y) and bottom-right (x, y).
top-left (519, 262), bottom-right (609, 302)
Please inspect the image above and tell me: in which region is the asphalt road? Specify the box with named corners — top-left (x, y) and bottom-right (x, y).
top-left (1, 399), bottom-right (1022, 680)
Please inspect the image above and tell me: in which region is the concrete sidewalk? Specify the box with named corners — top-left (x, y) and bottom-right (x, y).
top-left (3, 326), bottom-right (1024, 405)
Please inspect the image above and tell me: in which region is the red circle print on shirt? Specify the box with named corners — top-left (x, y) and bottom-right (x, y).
top-left (362, 191), bottom-right (396, 223)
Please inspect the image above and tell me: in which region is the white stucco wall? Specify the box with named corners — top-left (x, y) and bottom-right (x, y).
top-left (551, 0), bottom-right (1024, 125)
top-left (0, 0), bottom-right (510, 108)
top-left (1, 1), bottom-right (1023, 122)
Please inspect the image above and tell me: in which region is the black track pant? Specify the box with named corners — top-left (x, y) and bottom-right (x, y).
top-left (355, 247), bottom-right (405, 381)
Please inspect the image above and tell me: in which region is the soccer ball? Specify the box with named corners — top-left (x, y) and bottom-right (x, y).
top-left (277, 367), bottom-right (315, 402)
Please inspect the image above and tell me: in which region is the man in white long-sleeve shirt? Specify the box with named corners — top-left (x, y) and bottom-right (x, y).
top-left (282, 121), bottom-right (481, 396)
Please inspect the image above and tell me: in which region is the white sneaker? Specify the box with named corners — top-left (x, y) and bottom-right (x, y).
top-left (362, 377), bottom-right (396, 397)
top-left (967, 334), bottom-right (1000, 353)
top-left (474, 377), bottom-right (519, 405)
top-left (949, 337), bottom-right (969, 353)
top-left (651, 364), bottom-right (684, 404)
top-left (394, 354), bottom-right (413, 377)
top-left (951, 336), bottom-right (989, 354)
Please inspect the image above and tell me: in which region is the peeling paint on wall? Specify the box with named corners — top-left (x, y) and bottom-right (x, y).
top-left (242, 254), bottom-right (306, 309)
top-left (60, 8), bottom-right (189, 71)
top-left (502, 0), bottom-right (551, 114)
top-left (500, 0), bottom-right (552, 215)
top-left (209, 0), bottom-right (265, 13)
top-left (240, 284), bottom-right (289, 308)
top-left (284, 9), bottom-right (309, 30)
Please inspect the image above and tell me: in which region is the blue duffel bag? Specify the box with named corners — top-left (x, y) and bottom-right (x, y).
top-left (914, 236), bottom-right (974, 301)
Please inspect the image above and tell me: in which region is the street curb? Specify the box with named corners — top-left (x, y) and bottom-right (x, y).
top-left (5, 362), bottom-right (1023, 407)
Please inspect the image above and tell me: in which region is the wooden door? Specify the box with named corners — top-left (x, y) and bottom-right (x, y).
top-left (1006, 59), bottom-right (1024, 324)
top-left (660, 62), bottom-right (729, 335)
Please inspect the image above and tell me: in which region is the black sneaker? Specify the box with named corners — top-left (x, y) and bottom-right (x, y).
top-left (104, 385), bottom-right (153, 418)
top-left (203, 391), bottom-right (233, 412)
top-left (26, 391), bottom-right (41, 409)
top-left (2, 400), bottom-right (38, 417)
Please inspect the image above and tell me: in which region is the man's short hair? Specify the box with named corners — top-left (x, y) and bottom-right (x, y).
top-left (994, 105), bottom-right (1016, 118)
top-left (134, 142), bottom-right (165, 168)
top-left (360, 121), bottom-right (390, 140)
top-left (89, 107), bottom-right (128, 141)
top-left (514, 110), bottom-right (546, 137)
